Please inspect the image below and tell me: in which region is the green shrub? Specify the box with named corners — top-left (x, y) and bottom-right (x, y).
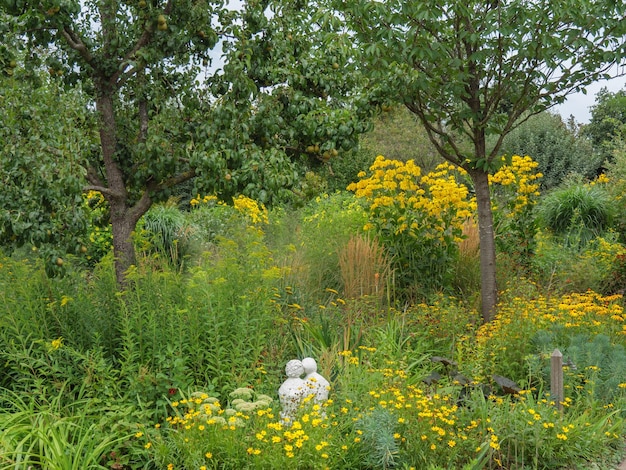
top-left (532, 230), bottom-right (626, 294)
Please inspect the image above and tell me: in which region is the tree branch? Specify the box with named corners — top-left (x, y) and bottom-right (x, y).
top-left (83, 185), bottom-right (124, 198)
top-left (86, 165), bottom-right (105, 187)
top-left (61, 26), bottom-right (95, 66)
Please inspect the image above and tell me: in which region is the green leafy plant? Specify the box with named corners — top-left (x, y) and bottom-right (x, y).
top-left (136, 199), bottom-right (192, 270)
top-left (358, 407), bottom-right (399, 469)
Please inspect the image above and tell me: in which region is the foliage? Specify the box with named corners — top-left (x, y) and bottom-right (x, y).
top-left (360, 106), bottom-right (443, 173)
top-left (83, 191), bottom-right (113, 266)
top-left (536, 176), bottom-right (615, 246)
top-left (0, 211), bottom-right (294, 416)
top-left (348, 156), bottom-right (475, 300)
top-left (468, 289), bottom-right (626, 383)
top-left (0, 389), bottom-right (138, 470)
top-left (357, 407), bottom-right (399, 469)
top-left (583, 86), bottom-right (626, 160)
top-left (318, 149), bottom-right (375, 196)
top-left (288, 192), bottom-right (369, 301)
top-left (0, 77), bottom-right (92, 274)
top-left (532, 231), bottom-right (626, 295)
top-left (139, 341), bottom-right (626, 470)
top-left (603, 138), bottom-right (626, 243)
top-left (135, 199), bottom-right (191, 270)
top-left (0, 0), bottom-right (375, 285)
top-left (4, 178), bottom-right (626, 469)
top-left (498, 112), bottom-right (600, 190)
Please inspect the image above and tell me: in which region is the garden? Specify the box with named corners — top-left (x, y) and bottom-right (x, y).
top-left (3, 144), bottom-right (626, 469)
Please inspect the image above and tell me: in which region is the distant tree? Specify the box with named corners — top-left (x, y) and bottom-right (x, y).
top-left (498, 112), bottom-right (600, 190)
top-left (583, 87), bottom-right (626, 160)
top-left (332, 0), bottom-right (626, 321)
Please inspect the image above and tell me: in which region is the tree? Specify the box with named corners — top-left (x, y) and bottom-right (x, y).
top-left (204, 0), bottom-right (372, 200)
top-left (1, 0), bottom-right (370, 285)
top-left (332, 0), bottom-right (626, 321)
top-left (1, 0), bottom-right (232, 285)
top-left (583, 86), bottom-right (626, 160)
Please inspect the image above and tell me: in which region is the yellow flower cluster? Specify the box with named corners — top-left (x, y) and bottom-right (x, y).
top-left (232, 195), bottom-right (269, 225)
top-left (489, 155), bottom-right (542, 215)
top-left (190, 194), bottom-right (219, 206)
top-left (477, 291), bottom-right (623, 348)
top-left (190, 194), bottom-right (268, 224)
top-left (348, 157), bottom-right (475, 238)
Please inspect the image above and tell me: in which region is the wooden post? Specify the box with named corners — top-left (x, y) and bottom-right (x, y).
top-left (551, 349), bottom-right (564, 412)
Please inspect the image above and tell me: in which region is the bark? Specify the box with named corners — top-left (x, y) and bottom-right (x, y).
top-left (469, 168), bottom-right (498, 323)
top-left (96, 89), bottom-right (139, 287)
top-left (110, 201), bottom-right (137, 286)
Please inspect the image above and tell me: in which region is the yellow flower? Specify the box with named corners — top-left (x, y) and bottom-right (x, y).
top-left (50, 337), bottom-right (63, 350)
top-left (205, 452), bottom-right (213, 458)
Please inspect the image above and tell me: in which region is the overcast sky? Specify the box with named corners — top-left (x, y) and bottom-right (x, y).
top-left (554, 74), bottom-right (626, 124)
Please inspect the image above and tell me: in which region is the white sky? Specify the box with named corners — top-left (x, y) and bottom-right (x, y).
top-left (554, 74), bottom-right (626, 124)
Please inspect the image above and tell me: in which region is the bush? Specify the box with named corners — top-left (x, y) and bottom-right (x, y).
top-left (348, 157), bottom-right (475, 301)
top-left (532, 231), bottom-right (626, 294)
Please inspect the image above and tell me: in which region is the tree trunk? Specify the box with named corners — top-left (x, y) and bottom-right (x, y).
top-left (469, 168), bottom-right (498, 323)
top-left (96, 90), bottom-right (140, 287)
top-left (110, 201), bottom-right (137, 286)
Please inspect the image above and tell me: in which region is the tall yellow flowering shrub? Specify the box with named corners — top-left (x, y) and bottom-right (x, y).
top-left (489, 155), bottom-right (542, 263)
top-left (348, 156), bottom-right (475, 297)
